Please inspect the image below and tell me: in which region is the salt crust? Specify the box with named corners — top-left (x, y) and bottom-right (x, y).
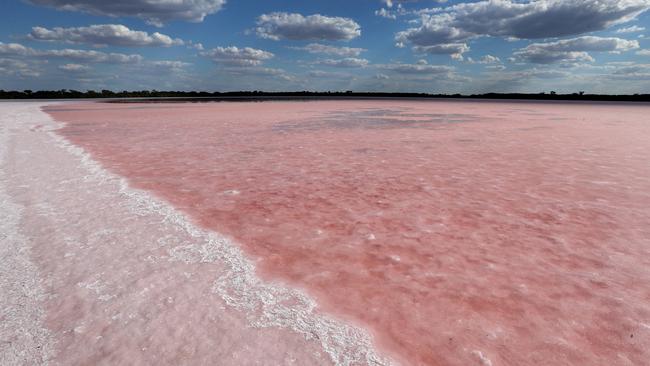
top-left (0, 103), bottom-right (55, 365)
top-left (35, 102), bottom-right (392, 366)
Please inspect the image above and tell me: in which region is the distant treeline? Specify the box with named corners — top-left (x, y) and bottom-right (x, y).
top-left (1, 89), bottom-right (650, 102)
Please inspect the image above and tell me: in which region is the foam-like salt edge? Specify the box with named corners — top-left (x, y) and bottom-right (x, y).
top-left (38, 102), bottom-right (393, 366)
top-left (0, 104), bottom-right (55, 365)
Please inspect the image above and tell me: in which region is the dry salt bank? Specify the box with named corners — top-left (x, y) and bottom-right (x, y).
top-left (0, 102), bottom-right (391, 366)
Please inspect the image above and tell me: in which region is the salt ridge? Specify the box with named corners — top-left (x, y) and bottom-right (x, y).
top-left (40, 102), bottom-right (393, 366)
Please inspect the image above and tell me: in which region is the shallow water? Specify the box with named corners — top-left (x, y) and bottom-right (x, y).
top-left (41, 100), bottom-right (650, 365)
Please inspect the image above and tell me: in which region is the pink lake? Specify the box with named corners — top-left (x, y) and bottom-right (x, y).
top-left (46, 100), bottom-right (650, 365)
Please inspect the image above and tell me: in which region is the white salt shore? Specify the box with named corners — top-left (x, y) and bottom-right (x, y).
top-left (0, 102), bottom-right (392, 366)
top-left (0, 103), bottom-right (54, 365)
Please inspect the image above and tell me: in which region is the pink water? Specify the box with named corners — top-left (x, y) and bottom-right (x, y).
top-left (47, 100), bottom-right (650, 365)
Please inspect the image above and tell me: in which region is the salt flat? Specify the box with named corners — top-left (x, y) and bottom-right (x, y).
top-left (1, 102), bottom-right (385, 366)
top-left (2, 100), bottom-right (650, 365)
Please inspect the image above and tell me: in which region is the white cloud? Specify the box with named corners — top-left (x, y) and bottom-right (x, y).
top-left (375, 1), bottom-right (447, 20)
top-left (467, 55), bottom-right (501, 64)
top-left (294, 43), bottom-right (366, 57)
top-left (46, 49), bottom-right (143, 63)
top-left (225, 67), bottom-right (296, 82)
top-left (0, 58), bottom-right (29, 70)
top-left (27, 0), bottom-right (226, 27)
top-left (200, 46), bottom-right (274, 66)
top-left (376, 2), bottom-right (446, 20)
top-left (411, 6), bottom-right (446, 16)
top-left (198, 46), bottom-right (295, 81)
top-left (616, 25), bottom-right (646, 33)
top-left (256, 12), bottom-right (361, 41)
top-left (485, 64), bottom-right (506, 71)
top-left (396, 0), bottom-right (650, 48)
top-left (513, 36), bottom-right (639, 64)
top-left (0, 58), bottom-right (41, 77)
top-left (375, 8), bottom-right (397, 20)
top-left (381, 0), bottom-right (447, 10)
top-left (314, 58), bottom-right (370, 68)
top-left (0, 42), bottom-right (33, 56)
top-left (608, 63), bottom-right (650, 80)
top-left (374, 60), bottom-right (469, 86)
top-left (150, 61), bottom-right (191, 69)
top-left (475, 67), bottom-right (571, 92)
top-left (29, 24), bottom-right (183, 47)
top-left (59, 63), bottom-right (89, 72)
top-left (523, 50), bottom-right (596, 64)
top-left (378, 59), bottom-right (454, 74)
top-left (308, 70), bottom-right (351, 78)
top-left (413, 43), bottom-right (469, 59)
top-left (0, 41), bottom-right (143, 63)
top-left (189, 42), bottom-right (204, 51)
top-left (637, 49), bottom-right (650, 56)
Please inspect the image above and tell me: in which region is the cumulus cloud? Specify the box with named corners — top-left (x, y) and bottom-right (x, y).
top-left (612, 63), bottom-right (650, 73)
top-left (314, 58), bottom-right (370, 68)
top-left (29, 24), bottom-right (184, 47)
top-left (256, 12), bottom-right (361, 41)
top-left (198, 46), bottom-right (293, 81)
top-left (150, 60), bottom-right (191, 69)
top-left (475, 67), bottom-right (571, 92)
top-left (512, 36), bottom-right (639, 64)
top-left (467, 55), bottom-right (502, 64)
top-left (381, 0), bottom-right (447, 9)
top-left (485, 64), bottom-right (506, 71)
top-left (413, 43), bottom-right (469, 59)
top-left (378, 59), bottom-right (454, 74)
top-left (225, 66), bottom-right (296, 82)
top-left (0, 58), bottom-right (28, 70)
top-left (637, 49), bottom-right (650, 56)
top-left (58, 63), bottom-right (89, 72)
top-left (605, 63), bottom-right (650, 80)
top-left (188, 42), bottom-right (204, 51)
top-left (200, 46), bottom-right (274, 66)
top-left (0, 41), bottom-right (143, 63)
top-left (0, 58), bottom-right (41, 77)
top-left (375, 2), bottom-right (448, 20)
top-left (295, 43), bottom-right (366, 57)
top-left (0, 42), bottom-right (34, 56)
top-left (46, 49), bottom-right (143, 63)
top-left (27, 0), bottom-right (226, 26)
top-left (308, 70), bottom-right (351, 78)
top-left (396, 0), bottom-right (650, 48)
top-left (375, 60), bottom-right (469, 85)
top-left (375, 8), bottom-right (398, 20)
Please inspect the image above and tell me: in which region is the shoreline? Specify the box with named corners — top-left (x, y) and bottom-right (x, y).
top-left (0, 101), bottom-right (392, 366)
top-left (4, 95), bottom-right (650, 106)
top-left (2, 90), bottom-right (650, 104)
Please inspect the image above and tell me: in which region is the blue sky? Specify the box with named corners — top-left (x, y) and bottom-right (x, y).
top-left (1, 0), bottom-right (650, 93)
